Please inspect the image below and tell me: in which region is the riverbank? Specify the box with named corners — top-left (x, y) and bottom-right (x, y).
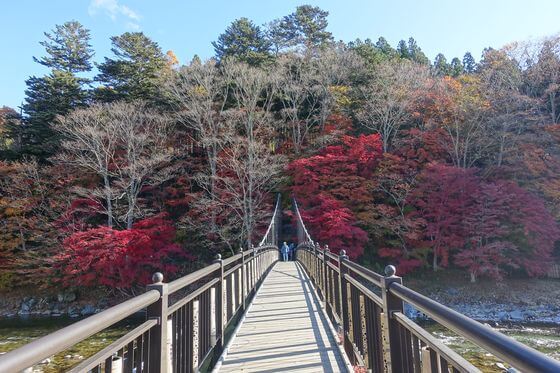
top-left (0, 288), bottom-right (127, 319)
top-left (404, 269), bottom-right (560, 324)
top-left (2, 270), bottom-right (559, 324)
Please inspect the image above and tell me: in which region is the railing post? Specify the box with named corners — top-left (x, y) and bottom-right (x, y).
top-left (146, 272), bottom-right (169, 373)
top-left (214, 254), bottom-right (224, 352)
top-left (381, 265), bottom-right (404, 373)
top-left (338, 250), bottom-right (349, 350)
top-left (239, 247), bottom-right (246, 310)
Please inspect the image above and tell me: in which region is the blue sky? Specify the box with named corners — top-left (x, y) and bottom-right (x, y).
top-left (1, 0), bottom-right (559, 109)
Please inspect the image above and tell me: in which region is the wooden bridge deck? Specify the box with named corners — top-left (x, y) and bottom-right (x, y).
top-left (216, 261), bottom-right (348, 373)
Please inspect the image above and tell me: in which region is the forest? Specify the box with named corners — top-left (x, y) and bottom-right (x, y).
top-left (1, 5), bottom-right (560, 295)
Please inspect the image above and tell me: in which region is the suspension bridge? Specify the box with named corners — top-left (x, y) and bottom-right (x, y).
top-left (1, 195), bottom-right (560, 372)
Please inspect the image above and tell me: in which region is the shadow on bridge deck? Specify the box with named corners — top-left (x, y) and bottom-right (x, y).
top-left (215, 261), bottom-right (349, 373)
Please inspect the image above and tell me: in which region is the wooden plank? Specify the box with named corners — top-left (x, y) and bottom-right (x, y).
top-left (218, 262), bottom-right (347, 372)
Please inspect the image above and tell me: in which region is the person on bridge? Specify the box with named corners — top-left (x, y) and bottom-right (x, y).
top-left (288, 243), bottom-right (295, 261)
top-left (281, 242), bottom-right (289, 261)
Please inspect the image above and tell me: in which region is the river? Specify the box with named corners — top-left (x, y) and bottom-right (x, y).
top-left (0, 316), bottom-right (140, 372)
top-left (423, 322), bottom-right (560, 372)
top-left (0, 317), bottom-right (558, 372)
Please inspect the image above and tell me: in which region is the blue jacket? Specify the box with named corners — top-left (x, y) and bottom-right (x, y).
top-left (281, 243), bottom-right (289, 253)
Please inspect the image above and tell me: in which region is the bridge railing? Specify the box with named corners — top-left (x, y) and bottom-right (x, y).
top-left (258, 193), bottom-right (282, 248)
top-left (293, 199), bottom-right (560, 373)
top-left (0, 198), bottom-right (282, 373)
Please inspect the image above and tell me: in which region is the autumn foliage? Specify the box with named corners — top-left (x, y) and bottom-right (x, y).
top-left (287, 117), bottom-right (560, 281)
top-left (289, 133), bottom-right (382, 258)
top-left (4, 16), bottom-right (560, 293)
top-left (56, 214), bottom-right (189, 289)
top-left (390, 163), bottom-right (560, 280)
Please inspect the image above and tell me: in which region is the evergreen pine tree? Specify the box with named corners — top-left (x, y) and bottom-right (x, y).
top-left (266, 5), bottom-right (333, 53)
top-left (95, 32), bottom-right (168, 102)
top-left (463, 51), bottom-right (477, 73)
top-left (34, 21), bottom-right (94, 73)
top-left (397, 40), bottom-right (410, 59)
top-left (407, 37), bottom-right (430, 65)
top-left (283, 5), bottom-right (333, 50)
top-left (450, 57), bottom-right (464, 77)
top-left (348, 38), bottom-right (385, 67)
top-left (18, 21), bottom-right (92, 160)
top-left (0, 107), bottom-right (22, 160)
top-left (433, 53), bottom-right (452, 76)
top-left (213, 18), bottom-right (272, 66)
top-left (375, 37), bottom-right (398, 59)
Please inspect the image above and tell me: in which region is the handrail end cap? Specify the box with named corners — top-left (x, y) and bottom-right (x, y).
top-left (384, 265), bottom-right (396, 277)
top-left (152, 272), bottom-right (164, 284)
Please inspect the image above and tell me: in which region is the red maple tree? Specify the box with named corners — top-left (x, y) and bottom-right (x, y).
top-left (56, 213), bottom-right (191, 289)
top-left (411, 164), bottom-right (479, 271)
top-left (288, 134), bottom-right (382, 258)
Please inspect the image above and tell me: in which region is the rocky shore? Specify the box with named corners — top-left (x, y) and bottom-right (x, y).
top-left (2, 274), bottom-right (559, 326)
top-left (0, 291), bottom-right (110, 319)
top-left (404, 273), bottom-right (560, 325)
top-left (405, 301), bottom-right (560, 325)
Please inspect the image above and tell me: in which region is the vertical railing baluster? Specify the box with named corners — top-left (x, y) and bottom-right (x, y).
top-left (142, 331), bottom-right (150, 372)
top-left (334, 266), bottom-right (341, 317)
top-left (182, 302), bottom-right (188, 373)
top-left (412, 334), bottom-right (421, 372)
top-left (440, 353), bottom-right (449, 372)
top-left (318, 247), bottom-right (322, 291)
top-left (185, 302), bottom-right (194, 373)
top-left (364, 297), bottom-right (375, 371)
top-left (104, 356), bottom-right (112, 373)
top-left (351, 287), bottom-right (362, 353)
top-left (338, 250), bottom-right (349, 354)
top-left (179, 304), bottom-right (185, 373)
top-left (312, 243), bottom-right (317, 285)
top-left (146, 272), bottom-right (168, 373)
top-left (322, 245), bottom-right (328, 302)
top-left (251, 244), bottom-right (257, 287)
top-left (171, 312), bottom-right (177, 373)
top-left (429, 349), bottom-right (438, 372)
top-left (214, 254), bottom-right (224, 353)
top-left (197, 294), bottom-right (203, 365)
top-left (239, 247), bottom-right (246, 311)
top-left (226, 272), bottom-right (233, 321)
top-left (398, 326), bottom-right (408, 373)
top-left (235, 257), bottom-right (241, 312)
top-left (405, 328), bottom-right (414, 373)
top-left (124, 341), bottom-right (133, 372)
top-left (247, 252), bottom-right (252, 295)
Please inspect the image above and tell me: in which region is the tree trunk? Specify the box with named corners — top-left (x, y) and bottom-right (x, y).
top-left (19, 229), bottom-right (26, 251)
top-left (127, 181), bottom-right (135, 230)
top-left (103, 174), bottom-right (113, 228)
top-left (496, 134), bottom-right (505, 167)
